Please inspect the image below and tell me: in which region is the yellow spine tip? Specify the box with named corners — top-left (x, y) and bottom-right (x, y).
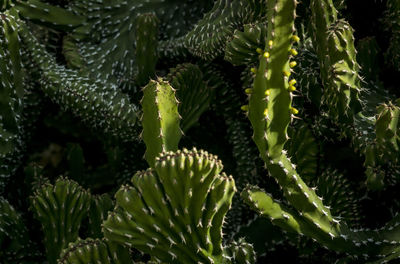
top-left (256, 48), bottom-right (263, 54)
top-left (289, 85), bottom-right (296, 92)
top-left (292, 35), bottom-right (300, 42)
top-left (265, 89), bottom-right (271, 96)
top-left (263, 108), bottom-right (268, 116)
top-left (263, 52), bottom-right (270, 58)
top-left (250, 67), bottom-right (257, 73)
top-left (245, 88), bottom-right (253, 94)
top-left (289, 61), bottom-right (297, 68)
top-left (289, 79), bottom-right (297, 86)
top-left (268, 40), bottom-right (274, 47)
top-left (283, 70), bottom-right (291, 77)
top-left (241, 105), bottom-right (249, 111)
top-left (291, 107), bottom-right (299, 114)
top-left (290, 49), bottom-right (298, 56)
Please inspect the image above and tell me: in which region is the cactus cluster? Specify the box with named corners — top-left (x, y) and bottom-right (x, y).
top-left (1, 0), bottom-right (400, 263)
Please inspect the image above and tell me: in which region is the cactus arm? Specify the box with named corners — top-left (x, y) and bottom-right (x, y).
top-left (246, 1), bottom-right (333, 226)
top-left (167, 63), bottom-right (214, 133)
top-left (15, 0), bottom-right (84, 30)
top-left (0, 9), bottom-right (25, 194)
top-left (248, 0), bottom-right (297, 160)
top-left (30, 178), bottom-right (91, 264)
top-left (310, 0), bottom-right (362, 124)
top-left (18, 20), bottom-right (141, 142)
top-left (0, 196), bottom-right (33, 262)
top-left (135, 13), bottom-right (158, 87)
top-left (224, 22), bottom-right (267, 66)
top-left (141, 79), bottom-right (182, 167)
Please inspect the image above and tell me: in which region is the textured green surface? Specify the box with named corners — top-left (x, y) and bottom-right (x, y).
top-left (104, 148), bottom-right (254, 264)
top-left (167, 63), bottom-right (214, 133)
top-left (58, 238), bottom-right (133, 264)
top-left (141, 79), bottom-right (182, 167)
top-left (30, 178), bottom-right (91, 264)
top-left (135, 13), bottom-right (158, 87)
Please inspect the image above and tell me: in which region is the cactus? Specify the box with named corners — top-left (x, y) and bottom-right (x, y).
top-left (167, 63), bottom-right (215, 133)
top-left (30, 178), bottom-right (91, 263)
top-left (103, 148), bottom-right (254, 263)
top-left (140, 79), bottom-right (182, 167)
top-left (310, 0), bottom-right (362, 125)
top-left (134, 13), bottom-right (158, 87)
top-left (0, 9), bottom-right (24, 194)
top-left (58, 238), bottom-right (133, 264)
top-left (19, 19), bottom-right (141, 142)
top-left (0, 196), bottom-right (36, 262)
top-left (87, 194), bottom-right (114, 239)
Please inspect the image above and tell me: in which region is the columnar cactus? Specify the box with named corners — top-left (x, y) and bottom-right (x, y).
top-left (140, 79), bottom-right (182, 167)
top-left (310, 0), bottom-right (362, 125)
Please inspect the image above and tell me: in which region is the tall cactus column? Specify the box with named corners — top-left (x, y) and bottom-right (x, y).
top-left (310, 0), bottom-right (362, 125)
top-left (243, 0), bottom-right (339, 241)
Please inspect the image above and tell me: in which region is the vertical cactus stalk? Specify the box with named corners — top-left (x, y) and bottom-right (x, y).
top-left (0, 10), bottom-right (24, 194)
top-left (140, 79), bottom-right (182, 167)
top-left (135, 13), bottom-right (158, 87)
top-left (310, 0), bottom-right (362, 125)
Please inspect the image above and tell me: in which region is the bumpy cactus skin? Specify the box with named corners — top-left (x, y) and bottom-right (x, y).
top-left (30, 178), bottom-right (91, 264)
top-left (58, 238), bottom-right (133, 264)
top-left (0, 10), bottom-right (24, 194)
top-left (103, 148), bottom-right (254, 264)
top-left (141, 79), bottom-right (182, 167)
top-left (310, 0), bottom-right (362, 125)
top-left (135, 13), bottom-right (158, 87)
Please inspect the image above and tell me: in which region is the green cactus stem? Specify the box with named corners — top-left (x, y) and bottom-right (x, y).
top-left (140, 79), bottom-right (182, 168)
top-left (18, 19), bottom-right (141, 142)
top-left (30, 178), bottom-right (91, 264)
top-left (310, 0), bottom-right (362, 125)
top-left (167, 63), bottom-right (214, 133)
top-left (135, 13), bottom-right (158, 87)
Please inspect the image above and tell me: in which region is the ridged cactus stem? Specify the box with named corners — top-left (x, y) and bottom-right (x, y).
top-left (248, 0), bottom-right (297, 160)
top-left (310, 0), bottom-right (362, 124)
top-left (135, 13), bottom-right (158, 87)
top-left (140, 79), bottom-right (182, 167)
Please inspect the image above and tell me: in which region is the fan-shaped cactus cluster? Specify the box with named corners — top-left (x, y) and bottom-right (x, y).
top-left (1, 0), bottom-right (400, 263)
